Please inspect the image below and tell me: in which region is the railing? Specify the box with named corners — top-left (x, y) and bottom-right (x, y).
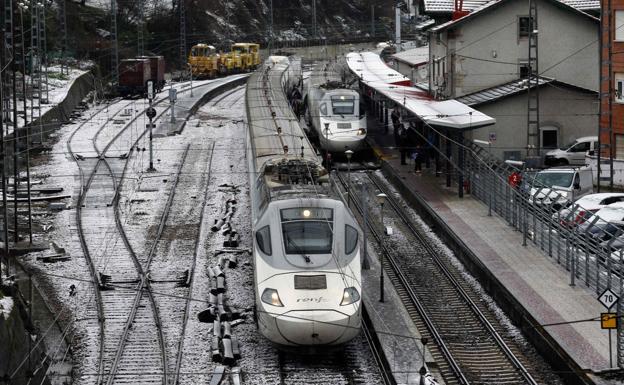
top-left (462, 143), bottom-right (624, 295)
top-left (438, 139), bottom-right (624, 368)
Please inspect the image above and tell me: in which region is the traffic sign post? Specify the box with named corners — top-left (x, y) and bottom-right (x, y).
top-left (147, 80), bottom-right (156, 172)
top-left (598, 288), bottom-right (620, 368)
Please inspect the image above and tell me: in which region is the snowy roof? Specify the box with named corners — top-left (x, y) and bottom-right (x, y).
top-left (346, 52), bottom-right (495, 129)
top-left (392, 46), bottom-right (429, 67)
top-left (415, 18), bottom-right (437, 31)
top-left (346, 52), bottom-right (412, 86)
top-left (455, 76), bottom-right (554, 106)
top-left (424, 0), bottom-right (599, 13)
top-left (430, 0), bottom-right (598, 32)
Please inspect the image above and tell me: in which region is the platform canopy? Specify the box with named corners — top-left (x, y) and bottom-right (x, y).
top-left (346, 52), bottom-right (495, 130)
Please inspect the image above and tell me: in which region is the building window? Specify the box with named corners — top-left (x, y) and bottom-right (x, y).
top-left (518, 16), bottom-right (532, 38)
top-left (616, 11), bottom-right (624, 41)
top-left (540, 126), bottom-right (558, 149)
top-left (615, 74), bottom-right (624, 103)
top-left (616, 134), bottom-right (624, 159)
top-left (519, 61), bottom-right (530, 78)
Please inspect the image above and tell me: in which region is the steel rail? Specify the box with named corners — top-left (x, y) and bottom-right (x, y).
top-left (67, 81), bottom-right (212, 385)
top-left (171, 143), bottom-right (218, 383)
top-left (104, 145), bottom-right (191, 385)
top-left (361, 306), bottom-right (396, 385)
top-left (335, 171), bottom-right (469, 385)
top-left (66, 100), bottom-right (122, 385)
top-left (365, 172), bottom-right (539, 385)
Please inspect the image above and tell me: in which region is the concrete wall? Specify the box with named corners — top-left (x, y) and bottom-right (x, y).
top-left (467, 85), bottom-right (598, 159)
top-left (430, 0), bottom-right (599, 98)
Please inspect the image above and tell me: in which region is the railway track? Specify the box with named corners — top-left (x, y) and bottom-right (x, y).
top-left (275, 313), bottom-right (393, 385)
top-left (336, 170), bottom-right (544, 385)
top-left (66, 80), bottom-right (234, 384)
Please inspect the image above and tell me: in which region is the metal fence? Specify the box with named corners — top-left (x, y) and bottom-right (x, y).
top-left (451, 140), bottom-right (624, 368)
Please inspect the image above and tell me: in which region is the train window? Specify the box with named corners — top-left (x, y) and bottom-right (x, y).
top-left (345, 225), bottom-right (358, 254)
top-left (281, 208), bottom-right (333, 221)
top-left (256, 226), bottom-right (272, 255)
top-left (331, 96), bottom-right (355, 115)
top-left (282, 221), bottom-right (333, 254)
top-left (320, 103), bottom-right (328, 116)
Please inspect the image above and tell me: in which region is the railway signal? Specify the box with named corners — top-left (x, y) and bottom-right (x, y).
top-left (147, 80), bottom-right (156, 171)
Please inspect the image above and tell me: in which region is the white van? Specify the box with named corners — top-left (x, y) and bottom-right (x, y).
top-left (529, 166), bottom-right (594, 209)
top-left (544, 136), bottom-right (598, 166)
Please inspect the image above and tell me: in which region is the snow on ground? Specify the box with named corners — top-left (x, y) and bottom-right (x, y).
top-left (0, 296), bottom-right (14, 320)
top-left (6, 65), bottom-right (87, 136)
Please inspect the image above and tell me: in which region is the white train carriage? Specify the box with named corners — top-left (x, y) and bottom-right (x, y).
top-left (246, 56), bottom-right (362, 348)
top-left (305, 61), bottom-right (367, 153)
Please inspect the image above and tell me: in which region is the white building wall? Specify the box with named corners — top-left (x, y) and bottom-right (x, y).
top-left (467, 86), bottom-right (598, 160)
top-left (430, 0), bottom-right (598, 98)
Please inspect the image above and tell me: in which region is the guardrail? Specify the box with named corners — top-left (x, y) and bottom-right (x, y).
top-left (461, 143), bottom-right (624, 295)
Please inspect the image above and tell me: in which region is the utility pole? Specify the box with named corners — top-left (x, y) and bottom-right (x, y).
top-left (111, 0), bottom-right (119, 85)
top-left (137, 0), bottom-right (144, 57)
top-left (0, 22), bottom-right (6, 282)
top-left (527, 0), bottom-right (540, 158)
top-left (179, 0), bottom-right (187, 71)
top-left (395, 1), bottom-right (401, 52)
top-left (40, 1), bottom-right (49, 104)
top-left (313, 0), bottom-right (317, 39)
top-left (59, 0), bottom-right (67, 75)
top-left (371, 5), bottom-right (375, 39)
top-left (269, 0), bottom-right (273, 55)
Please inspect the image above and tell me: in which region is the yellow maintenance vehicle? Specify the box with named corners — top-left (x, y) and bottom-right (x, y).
top-left (189, 44), bottom-right (219, 78)
top-left (231, 43), bottom-right (261, 70)
top-left (189, 42), bottom-right (261, 78)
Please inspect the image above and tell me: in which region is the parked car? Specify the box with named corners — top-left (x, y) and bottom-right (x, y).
top-left (554, 193), bottom-right (624, 226)
top-left (528, 166), bottom-right (593, 210)
top-left (577, 202), bottom-right (624, 247)
top-left (544, 136), bottom-right (598, 166)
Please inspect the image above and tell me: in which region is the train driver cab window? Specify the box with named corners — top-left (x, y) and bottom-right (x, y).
top-left (331, 96), bottom-right (355, 116)
top-left (256, 226), bottom-right (272, 255)
top-left (345, 225), bottom-right (358, 254)
top-left (281, 208), bottom-right (334, 255)
top-left (320, 103), bottom-right (328, 116)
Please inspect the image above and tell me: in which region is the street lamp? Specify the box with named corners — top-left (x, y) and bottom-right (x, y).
top-left (187, 63), bottom-right (194, 97)
top-left (377, 192), bottom-right (387, 302)
top-left (324, 122), bottom-right (330, 168)
top-left (345, 149), bottom-right (353, 207)
top-left (474, 139), bottom-right (492, 216)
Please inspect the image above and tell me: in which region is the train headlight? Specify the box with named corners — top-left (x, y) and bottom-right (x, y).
top-left (357, 128), bottom-right (367, 136)
top-left (340, 287), bottom-right (360, 306)
top-left (261, 288), bottom-right (284, 307)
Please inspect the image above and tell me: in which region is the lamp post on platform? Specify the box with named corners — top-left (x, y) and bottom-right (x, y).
top-left (377, 192), bottom-right (387, 302)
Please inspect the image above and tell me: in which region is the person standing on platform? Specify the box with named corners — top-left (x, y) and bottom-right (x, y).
top-left (391, 106), bottom-right (401, 136)
top-left (413, 143), bottom-right (423, 174)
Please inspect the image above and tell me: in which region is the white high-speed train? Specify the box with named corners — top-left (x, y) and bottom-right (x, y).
top-left (245, 56), bottom-right (362, 349)
top-left (304, 61), bottom-right (367, 153)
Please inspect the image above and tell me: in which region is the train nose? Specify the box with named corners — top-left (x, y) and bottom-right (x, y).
top-left (275, 310), bottom-right (359, 345)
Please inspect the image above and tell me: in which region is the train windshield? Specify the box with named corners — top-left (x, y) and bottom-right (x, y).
top-left (331, 96), bottom-right (355, 115)
top-left (281, 208), bottom-right (334, 255)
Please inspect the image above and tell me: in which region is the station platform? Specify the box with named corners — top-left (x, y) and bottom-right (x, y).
top-left (365, 123), bottom-right (619, 384)
top-left (153, 75), bottom-right (248, 137)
